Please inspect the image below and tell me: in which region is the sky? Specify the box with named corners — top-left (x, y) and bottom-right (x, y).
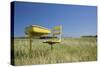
top-left (13, 1), bottom-right (97, 37)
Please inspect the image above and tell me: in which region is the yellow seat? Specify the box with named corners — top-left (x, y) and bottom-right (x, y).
top-left (43, 39), bottom-right (61, 44)
top-left (43, 25), bottom-right (62, 45)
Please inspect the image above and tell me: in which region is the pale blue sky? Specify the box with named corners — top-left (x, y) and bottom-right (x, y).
top-left (13, 1), bottom-right (97, 37)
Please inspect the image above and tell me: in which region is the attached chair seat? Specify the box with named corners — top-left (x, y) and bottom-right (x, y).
top-left (43, 40), bottom-right (61, 45)
top-left (43, 25), bottom-right (62, 45)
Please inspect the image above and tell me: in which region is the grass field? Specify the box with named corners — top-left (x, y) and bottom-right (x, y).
top-left (12, 37), bottom-right (97, 65)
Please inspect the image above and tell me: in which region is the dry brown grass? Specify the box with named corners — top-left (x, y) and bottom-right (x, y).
top-left (13, 38), bottom-right (97, 65)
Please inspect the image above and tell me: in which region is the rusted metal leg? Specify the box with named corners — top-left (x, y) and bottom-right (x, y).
top-left (50, 44), bottom-right (53, 50)
top-left (29, 37), bottom-right (32, 57)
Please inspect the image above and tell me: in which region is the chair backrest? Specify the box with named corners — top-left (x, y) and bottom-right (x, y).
top-left (52, 25), bottom-right (62, 42)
